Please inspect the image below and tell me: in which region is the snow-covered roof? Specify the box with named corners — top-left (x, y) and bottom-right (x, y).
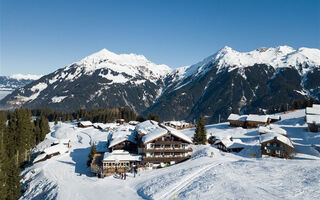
top-left (258, 125), bottom-right (287, 135)
top-left (227, 114), bottom-right (247, 121)
top-left (108, 125), bottom-right (136, 148)
top-left (215, 137), bottom-right (244, 149)
top-left (135, 120), bottom-right (159, 135)
top-left (268, 115), bottom-right (281, 120)
top-left (103, 150), bottom-right (141, 162)
top-left (306, 115), bottom-right (320, 125)
top-left (165, 121), bottom-right (191, 126)
top-left (59, 138), bottom-right (70, 144)
top-left (79, 121), bottom-right (93, 126)
top-left (129, 121), bottom-right (140, 125)
top-left (141, 126), bottom-right (168, 144)
top-left (43, 144), bottom-right (69, 155)
top-left (246, 114), bottom-right (269, 123)
top-left (33, 153), bottom-right (47, 163)
top-left (164, 125), bottom-right (193, 144)
top-left (312, 104), bottom-right (320, 109)
top-left (260, 133), bottom-right (293, 148)
top-left (306, 107), bottom-right (320, 115)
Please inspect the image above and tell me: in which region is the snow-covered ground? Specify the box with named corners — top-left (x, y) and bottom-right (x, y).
top-left (20, 110), bottom-right (320, 200)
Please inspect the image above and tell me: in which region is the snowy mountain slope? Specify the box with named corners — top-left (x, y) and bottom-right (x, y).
top-left (147, 46), bottom-right (320, 122)
top-left (0, 74), bottom-right (42, 100)
top-left (1, 46), bottom-right (319, 119)
top-left (0, 49), bottom-right (171, 112)
top-left (20, 110), bottom-right (320, 200)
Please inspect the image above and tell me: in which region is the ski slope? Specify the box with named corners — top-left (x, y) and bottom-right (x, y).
top-left (20, 110), bottom-right (320, 200)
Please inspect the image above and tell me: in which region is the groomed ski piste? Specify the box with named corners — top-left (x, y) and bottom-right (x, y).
top-left (20, 109), bottom-right (320, 200)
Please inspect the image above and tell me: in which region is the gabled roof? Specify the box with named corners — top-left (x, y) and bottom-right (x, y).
top-left (141, 126), bottom-right (168, 144)
top-left (306, 115), bottom-right (320, 125)
top-left (108, 137), bottom-right (136, 148)
top-left (164, 125), bottom-right (193, 144)
top-left (259, 133), bottom-right (293, 148)
top-left (79, 121), bottom-right (92, 126)
top-left (109, 124), bottom-right (136, 148)
top-left (246, 114), bottom-right (269, 123)
top-left (258, 125), bottom-right (287, 135)
top-left (215, 137), bottom-right (244, 149)
top-left (227, 114), bottom-right (247, 121)
top-left (135, 120), bottom-right (159, 135)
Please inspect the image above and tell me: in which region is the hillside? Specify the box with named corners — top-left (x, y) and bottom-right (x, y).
top-left (20, 109), bottom-right (320, 200)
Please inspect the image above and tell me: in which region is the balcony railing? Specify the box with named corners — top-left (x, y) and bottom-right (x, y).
top-left (144, 148), bottom-right (192, 153)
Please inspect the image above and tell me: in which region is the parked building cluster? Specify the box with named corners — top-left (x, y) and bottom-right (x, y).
top-left (90, 120), bottom-right (193, 177)
top-left (227, 113), bottom-right (294, 159)
top-left (227, 113), bottom-right (281, 128)
top-left (305, 104), bottom-right (320, 132)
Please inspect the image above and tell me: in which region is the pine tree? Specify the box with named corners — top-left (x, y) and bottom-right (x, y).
top-left (194, 116), bottom-right (207, 144)
top-left (87, 144), bottom-right (96, 166)
top-left (0, 112), bottom-right (8, 200)
top-left (39, 115), bottom-right (50, 141)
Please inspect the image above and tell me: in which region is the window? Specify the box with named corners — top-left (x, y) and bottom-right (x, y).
top-left (273, 143), bottom-right (277, 147)
top-left (161, 144), bottom-right (165, 149)
top-left (182, 144), bottom-right (186, 149)
top-left (267, 143), bottom-right (271, 146)
top-left (266, 149), bottom-right (271, 153)
top-left (170, 152), bottom-right (174, 156)
top-left (151, 152), bottom-right (154, 157)
top-left (275, 150), bottom-right (280, 154)
top-left (160, 152), bottom-right (164, 156)
top-left (150, 143), bottom-right (155, 148)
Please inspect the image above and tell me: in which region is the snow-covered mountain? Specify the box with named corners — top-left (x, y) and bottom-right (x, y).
top-left (147, 46), bottom-right (320, 122)
top-left (0, 49), bottom-right (171, 112)
top-left (0, 74), bottom-right (42, 100)
top-left (1, 46), bottom-right (319, 121)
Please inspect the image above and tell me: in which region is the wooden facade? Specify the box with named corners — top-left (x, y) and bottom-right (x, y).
top-left (261, 138), bottom-right (294, 159)
top-left (246, 120), bottom-right (270, 128)
top-left (139, 133), bottom-right (192, 165)
top-left (109, 139), bottom-right (137, 153)
top-left (307, 123), bottom-right (319, 132)
top-left (228, 120), bottom-right (246, 128)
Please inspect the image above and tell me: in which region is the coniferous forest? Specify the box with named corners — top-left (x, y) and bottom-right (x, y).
top-left (0, 108), bottom-right (50, 200)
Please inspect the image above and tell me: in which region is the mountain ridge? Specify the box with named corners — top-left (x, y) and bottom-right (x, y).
top-left (1, 46), bottom-right (319, 122)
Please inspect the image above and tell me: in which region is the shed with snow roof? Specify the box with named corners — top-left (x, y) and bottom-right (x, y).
top-left (214, 137), bottom-right (244, 153)
top-left (246, 114), bottom-right (270, 128)
top-left (78, 121), bottom-right (93, 128)
top-left (268, 115), bottom-right (281, 123)
top-left (227, 114), bottom-right (247, 127)
top-left (260, 133), bottom-right (294, 159)
top-left (306, 115), bottom-right (320, 132)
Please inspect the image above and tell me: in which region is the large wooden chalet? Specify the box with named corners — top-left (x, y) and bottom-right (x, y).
top-left (136, 120), bottom-right (193, 167)
top-left (260, 133), bottom-right (294, 159)
top-left (78, 121), bottom-right (93, 128)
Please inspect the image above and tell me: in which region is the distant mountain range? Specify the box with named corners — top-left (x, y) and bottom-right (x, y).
top-left (1, 46), bottom-right (319, 122)
top-left (0, 74), bottom-right (42, 100)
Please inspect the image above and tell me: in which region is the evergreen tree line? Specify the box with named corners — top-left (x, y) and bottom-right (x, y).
top-left (31, 107), bottom-right (137, 124)
top-left (31, 107), bottom-right (162, 124)
top-left (266, 97), bottom-right (319, 114)
top-left (0, 108), bottom-right (50, 200)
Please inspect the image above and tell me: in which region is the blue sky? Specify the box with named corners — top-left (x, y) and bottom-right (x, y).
top-left (1, 0), bottom-right (319, 76)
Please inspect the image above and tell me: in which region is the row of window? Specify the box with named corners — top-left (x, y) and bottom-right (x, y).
top-left (103, 162), bottom-right (130, 167)
top-left (266, 142), bottom-right (284, 148)
top-left (148, 143), bottom-right (187, 149)
top-left (266, 149), bottom-right (281, 154)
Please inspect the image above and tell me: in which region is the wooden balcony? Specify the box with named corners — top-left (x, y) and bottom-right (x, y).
top-left (154, 140), bottom-right (184, 145)
top-left (141, 156), bottom-right (191, 164)
top-left (143, 148), bottom-right (192, 153)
